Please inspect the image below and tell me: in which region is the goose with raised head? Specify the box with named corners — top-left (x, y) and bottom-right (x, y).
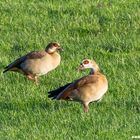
top-left (48, 59), bottom-right (108, 112)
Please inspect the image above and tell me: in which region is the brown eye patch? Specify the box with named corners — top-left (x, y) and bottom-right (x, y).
top-left (53, 44), bottom-right (58, 47)
top-left (83, 60), bottom-right (89, 64)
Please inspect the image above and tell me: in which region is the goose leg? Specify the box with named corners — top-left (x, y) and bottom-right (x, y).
top-left (83, 103), bottom-right (89, 113)
top-left (26, 75), bottom-right (39, 85)
top-left (34, 76), bottom-right (39, 85)
top-left (26, 75), bottom-right (35, 81)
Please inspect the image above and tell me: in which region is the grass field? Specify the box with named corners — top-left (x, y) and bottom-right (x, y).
top-left (0, 0), bottom-right (140, 139)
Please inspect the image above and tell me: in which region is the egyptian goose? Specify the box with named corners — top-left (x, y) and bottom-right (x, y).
top-left (48, 59), bottom-right (108, 112)
top-left (3, 42), bottom-right (62, 84)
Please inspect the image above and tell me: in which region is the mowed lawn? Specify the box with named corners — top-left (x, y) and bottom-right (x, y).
top-left (0, 0), bottom-right (140, 139)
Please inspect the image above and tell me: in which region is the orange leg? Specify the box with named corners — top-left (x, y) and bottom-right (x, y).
top-left (26, 75), bottom-right (39, 85)
top-left (26, 75), bottom-right (35, 81)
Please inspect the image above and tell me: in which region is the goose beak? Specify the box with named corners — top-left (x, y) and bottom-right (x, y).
top-left (77, 64), bottom-right (84, 71)
top-left (58, 47), bottom-right (64, 52)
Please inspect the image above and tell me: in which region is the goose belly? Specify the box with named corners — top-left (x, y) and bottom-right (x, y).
top-left (74, 83), bottom-right (108, 103)
top-left (91, 84), bottom-right (108, 101)
top-left (21, 59), bottom-right (55, 75)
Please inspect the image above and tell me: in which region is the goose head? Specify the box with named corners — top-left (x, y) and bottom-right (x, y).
top-left (78, 59), bottom-right (100, 73)
top-left (45, 42), bottom-right (63, 53)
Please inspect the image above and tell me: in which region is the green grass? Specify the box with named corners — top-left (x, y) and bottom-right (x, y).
top-left (0, 0), bottom-right (140, 139)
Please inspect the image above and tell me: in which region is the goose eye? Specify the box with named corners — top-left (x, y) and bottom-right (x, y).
top-left (83, 60), bottom-right (89, 64)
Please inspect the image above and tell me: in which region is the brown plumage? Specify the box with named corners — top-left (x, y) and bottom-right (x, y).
top-left (48, 59), bottom-right (108, 112)
top-left (3, 42), bottom-right (62, 84)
